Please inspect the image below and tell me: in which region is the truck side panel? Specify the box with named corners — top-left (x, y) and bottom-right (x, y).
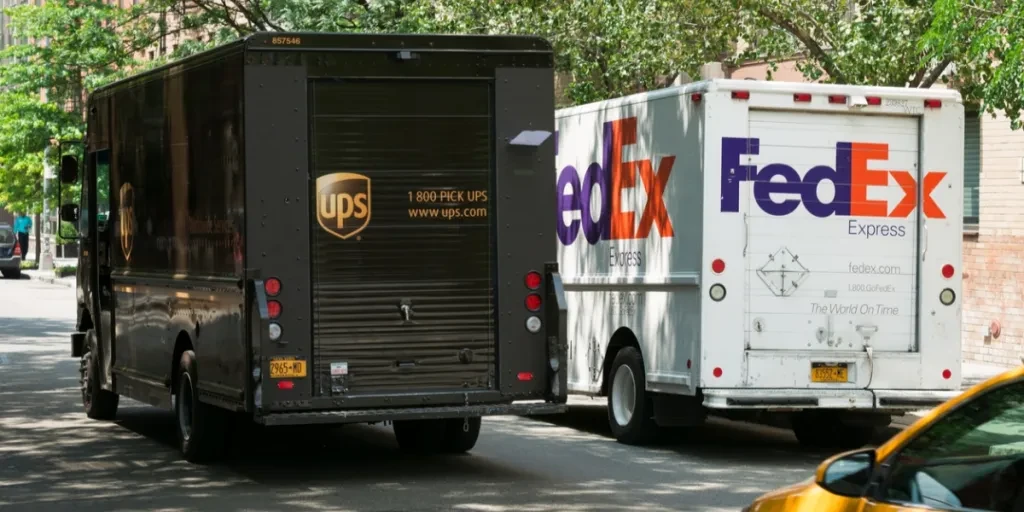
top-left (242, 63), bottom-right (314, 411)
top-left (555, 88), bottom-right (706, 397)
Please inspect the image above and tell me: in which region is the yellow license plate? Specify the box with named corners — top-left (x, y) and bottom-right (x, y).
top-left (270, 357), bottom-right (307, 378)
top-left (810, 363), bottom-right (848, 383)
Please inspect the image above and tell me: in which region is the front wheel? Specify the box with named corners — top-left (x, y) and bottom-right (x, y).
top-left (79, 329), bottom-right (118, 420)
top-left (607, 347), bottom-right (658, 445)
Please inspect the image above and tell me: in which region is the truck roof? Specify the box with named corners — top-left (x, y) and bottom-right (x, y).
top-left (91, 31), bottom-right (552, 98)
top-left (555, 78), bottom-right (963, 118)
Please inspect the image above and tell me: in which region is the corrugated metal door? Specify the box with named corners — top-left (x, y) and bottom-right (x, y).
top-left (308, 79), bottom-right (497, 397)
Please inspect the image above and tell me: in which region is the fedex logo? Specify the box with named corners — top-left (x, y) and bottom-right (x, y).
top-left (720, 137), bottom-right (946, 219)
top-left (555, 117), bottom-right (675, 246)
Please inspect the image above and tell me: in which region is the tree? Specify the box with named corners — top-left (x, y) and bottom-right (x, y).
top-left (927, 0), bottom-right (1024, 127)
top-left (0, 0), bottom-right (173, 214)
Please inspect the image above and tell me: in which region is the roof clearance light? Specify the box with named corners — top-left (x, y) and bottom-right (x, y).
top-left (866, 96), bottom-right (882, 106)
top-left (829, 95), bottom-right (847, 104)
top-left (793, 93), bottom-right (811, 102)
top-left (925, 99), bottom-right (942, 109)
top-left (732, 91), bottom-right (750, 100)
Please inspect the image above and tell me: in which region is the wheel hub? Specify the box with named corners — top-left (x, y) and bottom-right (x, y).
top-left (611, 364), bottom-right (636, 426)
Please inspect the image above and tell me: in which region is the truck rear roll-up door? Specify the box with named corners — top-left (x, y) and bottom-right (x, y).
top-left (308, 79), bottom-right (497, 396)
top-left (739, 110), bottom-right (922, 353)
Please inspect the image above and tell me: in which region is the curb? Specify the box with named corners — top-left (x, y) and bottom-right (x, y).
top-left (28, 273), bottom-right (74, 288)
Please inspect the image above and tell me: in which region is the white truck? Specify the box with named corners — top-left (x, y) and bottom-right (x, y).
top-left (555, 79), bottom-right (964, 449)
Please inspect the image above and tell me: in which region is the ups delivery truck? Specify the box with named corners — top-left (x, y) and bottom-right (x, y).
top-left (58, 32), bottom-right (568, 463)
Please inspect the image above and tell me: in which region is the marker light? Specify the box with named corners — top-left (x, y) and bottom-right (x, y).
top-left (793, 93), bottom-right (811, 102)
top-left (828, 95), bottom-right (848, 104)
top-left (939, 288), bottom-right (956, 306)
top-left (265, 278), bottom-right (281, 296)
top-left (267, 300), bottom-right (282, 319)
top-left (941, 264), bottom-right (955, 279)
top-left (268, 322), bottom-right (282, 341)
top-left (525, 271), bottom-right (542, 290)
top-left (925, 99), bottom-right (942, 108)
top-left (709, 284), bottom-right (727, 302)
top-left (732, 91), bottom-right (750, 100)
top-left (525, 293), bottom-right (542, 312)
top-left (691, 93), bottom-right (703, 103)
top-left (942, 369), bottom-right (952, 380)
top-left (866, 96), bottom-right (882, 106)
top-left (713, 367), bottom-right (723, 378)
top-left (526, 316), bottom-right (542, 333)
top-left (517, 372), bottom-right (534, 382)
top-left (711, 258), bottom-right (726, 274)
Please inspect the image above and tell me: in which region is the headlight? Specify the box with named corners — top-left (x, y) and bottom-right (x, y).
top-left (709, 283), bottom-right (727, 302)
top-left (939, 288), bottom-right (956, 306)
top-left (525, 315), bottom-right (542, 333)
top-left (268, 322), bottom-right (282, 341)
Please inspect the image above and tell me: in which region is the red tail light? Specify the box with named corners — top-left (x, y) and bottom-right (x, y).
top-left (12, 242), bottom-right (20, 257)
top-left (793, 93), bottom-right (811, 102)
top-left (525, 271), bottom-right (542, 290)
top-left (941, 264), bottom-right (954, 279)
top-left (925, 99), bottom-right (942, 108)
top-left (525, 293), bottom-right (542, 312)
top-left (265, 277), bottom-right (281, 296)
top-left (517, 372), bottom-right (533, 381)
top-left (267, 300), bottom-right (282, 319)
top-left (711, 258), bottom-right (726, 274)
top-left (731, 91), bottom-right (750, 100)
top-left (277, 380), bottom-right (294, 390)
top-left (691, 93), bottom-right (703, 103)
top-left (866, 96), bottom-right (882, 106)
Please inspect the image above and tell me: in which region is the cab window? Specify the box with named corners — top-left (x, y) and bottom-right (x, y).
top-left (881, 380), bottom-right (1024, 511)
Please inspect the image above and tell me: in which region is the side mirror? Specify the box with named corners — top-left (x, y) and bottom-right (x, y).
top-left (60, 203), bottom-right (79, 223)
top-left (815, 448), bottom-right (876, 498)
top-left (60, 155), bottom-right (79, 184)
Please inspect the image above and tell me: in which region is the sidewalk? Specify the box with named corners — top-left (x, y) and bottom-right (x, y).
top-left (23, 269), bottom-right (76, 288)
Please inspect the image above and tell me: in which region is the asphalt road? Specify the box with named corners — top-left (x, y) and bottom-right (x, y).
top-left (0, 276), bottom-right (850, 512)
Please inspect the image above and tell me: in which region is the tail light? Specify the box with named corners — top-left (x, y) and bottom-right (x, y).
top-left (13, 242), bottom-right (20, 257)
top-left (691, 93), bottom-right (703, 103)
top-left (711, 258), bottom-right (726, 274)
top-left (267, 300), bottom-right (282, 319)
top-left (525, 271), bottom-right (542, 290)
top-left (525, 293), bottom-right (542, 312)
top-left (524, 271), bottom-right (543, 333)
top-left (941, 264), bottom-right (954, 279)
top-left (265, 277), bottom-right (283, 341)
top-left (264, 277), bottom-right (281, 296)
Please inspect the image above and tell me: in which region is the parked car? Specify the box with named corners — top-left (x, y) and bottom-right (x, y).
top-left (0, 223), bottom-right (21, 279)
top-left (743, 365), bottom-right (1024, 511)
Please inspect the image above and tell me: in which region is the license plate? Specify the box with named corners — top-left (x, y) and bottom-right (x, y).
top-left (810, 362), bottom-right (848, 383)
top-left (270, 357), bottom-right (307, 378)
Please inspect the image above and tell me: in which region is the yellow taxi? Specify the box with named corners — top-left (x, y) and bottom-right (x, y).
top-left (743, 365), bottom-right (1024, 512)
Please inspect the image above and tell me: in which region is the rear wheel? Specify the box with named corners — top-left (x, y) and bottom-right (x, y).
top-left (441, 416), bottom-right (481, 454)
top-left (79, 329), bottom-right (118, 420)
top-left (607, 346), bottom-right (658, 445)
top-left (791, 410), bottom-right (876, 450)
top-left (393, 419), bottom-right (446, 454)
top-left (175, 350), bottom-right (227, 464)
top-left (2, 269), bottom-right (19, 279)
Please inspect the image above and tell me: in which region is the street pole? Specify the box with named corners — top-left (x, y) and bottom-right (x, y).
top-left (40, 145), bottom-right (54, 272)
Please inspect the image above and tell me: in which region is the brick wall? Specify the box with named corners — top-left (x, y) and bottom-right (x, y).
top-left (962, 110), bottom-right (1024, 366)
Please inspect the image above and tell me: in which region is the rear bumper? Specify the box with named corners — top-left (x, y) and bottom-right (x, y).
top-left (702, 388), bottom-right (962, 411)
top-left (256, 401), bottom-right (568, 426)
top-left (0, 256), bottom-right (21, 269)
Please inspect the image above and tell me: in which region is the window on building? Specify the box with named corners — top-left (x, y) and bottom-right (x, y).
top-left (964, 111), bottom-right (980, 229)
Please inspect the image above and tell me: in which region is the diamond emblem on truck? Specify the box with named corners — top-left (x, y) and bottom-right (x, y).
top-left (756, 247), bottom-right (809, 297)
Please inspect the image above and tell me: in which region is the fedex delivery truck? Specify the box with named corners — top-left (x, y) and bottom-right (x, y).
top-left (555, 79), bottom-right (964, 448)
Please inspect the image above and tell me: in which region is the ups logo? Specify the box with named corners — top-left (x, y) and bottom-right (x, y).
top-left (316, 172), bottom-right (371, 240)
top-left (119, 182), bottom-right (135, 262)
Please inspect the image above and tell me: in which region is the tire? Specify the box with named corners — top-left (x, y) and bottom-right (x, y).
top-left (79, 329), bottom-right (119, 420)
top-left (607, 346), bottom-right (659, 445)
top-left (393, 419), bottom-right (446, 455)
top-left (1, 269), bottom-right (18, 279)
top-left (792, 411), bottom-right (876, 450)
top-left (440, 416), bottom-right (481, 454)
top-left (175, 350), bottom-right (227, 464)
